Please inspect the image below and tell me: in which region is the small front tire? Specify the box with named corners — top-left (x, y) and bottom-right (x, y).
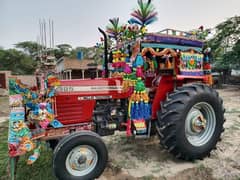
top-left (53, 131), bottom-right (108, 180)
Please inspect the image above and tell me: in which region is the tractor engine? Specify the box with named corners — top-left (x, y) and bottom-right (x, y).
top-left (93, 99), bottom-right (127, 136)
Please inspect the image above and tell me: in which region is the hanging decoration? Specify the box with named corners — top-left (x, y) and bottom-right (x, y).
top-left (126, 52), bottom-right (152, 135)
top-left (8, 75), bottom-right (62, 164)
top-left (128, 77), bottom-right (151, 135)
top-left (102, 0), bottom-right (158, 136)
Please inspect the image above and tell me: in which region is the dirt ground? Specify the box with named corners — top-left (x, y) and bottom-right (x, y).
top-left (0, 86), bottom-right (239, 180)
top-left (0, 97), bottom-right (9, 117)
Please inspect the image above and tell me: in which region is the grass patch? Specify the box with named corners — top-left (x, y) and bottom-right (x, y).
top-left (0, 124), bottom-right (56, 180)
top-left (197, 164), bottom-right (206, 171)
top-left (0, 124), bottom-right (9, 180)
top-left (140, 175), bottom-right (156, 180)
top-left (113, 157), bottom-right (137, 169)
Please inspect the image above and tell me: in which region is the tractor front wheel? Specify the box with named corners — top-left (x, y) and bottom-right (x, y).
top-left (53, 131), bottom-right (108, 180)
top-left (157, 84), bottom-right (224, 160)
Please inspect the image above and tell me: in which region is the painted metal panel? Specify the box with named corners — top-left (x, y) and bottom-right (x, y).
top-left (55, 95), bottom-right (96, 125)
top-left (141, 42), bottom-right (202, 52)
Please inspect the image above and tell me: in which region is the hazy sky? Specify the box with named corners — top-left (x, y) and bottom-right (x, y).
top-left (0, 0), bottom-right (240, 49)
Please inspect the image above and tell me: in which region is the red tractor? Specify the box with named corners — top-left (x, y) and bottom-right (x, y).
top-left (38, 28), bottom-right (224, 179)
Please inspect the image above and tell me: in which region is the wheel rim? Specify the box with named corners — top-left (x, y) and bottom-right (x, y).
top-left (185, 102), bottom-right (216, 147)
top-left (65, 145), bottom-right (98, 176)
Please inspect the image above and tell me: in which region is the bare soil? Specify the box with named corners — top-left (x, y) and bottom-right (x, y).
top-left (0, 97), bottom-right (9, 117)
top-left (99, 85), bottom-right (240, 180)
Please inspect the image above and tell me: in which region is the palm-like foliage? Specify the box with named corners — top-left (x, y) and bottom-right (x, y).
top-left (106, 17), bottom-right (122, 40)
top-left (129, 0), bottom-right (157, 27)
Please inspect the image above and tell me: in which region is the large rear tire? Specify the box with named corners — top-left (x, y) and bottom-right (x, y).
top-left (53, 131), bottom-right (108, 180)
top-left (156, 84), bottom-right (225, 160)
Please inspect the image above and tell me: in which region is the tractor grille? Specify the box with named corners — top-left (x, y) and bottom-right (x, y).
top-left (55, 95), bottom-right (95, 125)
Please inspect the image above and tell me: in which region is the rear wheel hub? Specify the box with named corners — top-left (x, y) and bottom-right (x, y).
top-left (185, 102), bottom-right (216, 147)
top-left (191, 113), bottom-right (206, 133)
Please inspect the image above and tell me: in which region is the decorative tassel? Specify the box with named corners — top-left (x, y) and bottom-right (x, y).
top-left (124, 64), bottom-right (132, 74)
top-left (143, 102), bottom-right (151, 119)
top-left (136, 66), bottom-right (143, 77)
top-left (135, 53), bottom-right (144, 67)
top-left (130, 101), bottom-right (136, 119)
top-left (135, 77), bottom-right (145, 92)
top-left (139, 101), bottom-right (145, 119)
top-left (141, 90), bottom-right (149, 102)
top-left (135, 102), bottom-right (140, 119)
top-left (27, 145), bottom-right (41, 165)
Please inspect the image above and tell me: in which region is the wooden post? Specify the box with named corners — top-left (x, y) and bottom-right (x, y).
top-left (10, 157), bottom-right (16, 180)
top-left (69, 70), bottom-right (72, 80)
top-left (65, 71), bottom-right (68, 79)
top-left (82, 69), bottom-right (85, 79)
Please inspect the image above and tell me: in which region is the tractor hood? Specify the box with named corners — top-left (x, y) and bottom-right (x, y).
top-left (56, 77), bottom-right (130, 99)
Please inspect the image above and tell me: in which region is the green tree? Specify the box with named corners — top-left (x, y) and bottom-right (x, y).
top-left (207, 16), bottom-right (240, 69)
top-left (0, 48), bottom-right (36, 74)
top-left (205, 16), bottom-right (240, 84)
top-left (15, 41), bottom-right (43, 58)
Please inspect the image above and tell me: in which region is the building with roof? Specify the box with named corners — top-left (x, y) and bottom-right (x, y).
top-left (56, 57), bottom-right (102, 79)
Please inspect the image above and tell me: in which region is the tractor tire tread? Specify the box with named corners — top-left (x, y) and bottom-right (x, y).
top-left (157, 84), bottom-right (225, 160)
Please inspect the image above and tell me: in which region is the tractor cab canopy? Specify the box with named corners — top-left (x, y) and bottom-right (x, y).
top-left (138, 29), bottom-right (208, 77)
top-left (142, 28), bottom-right (204, 52)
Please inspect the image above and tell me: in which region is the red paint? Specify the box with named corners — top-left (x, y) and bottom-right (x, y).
top-left (55, 95), bottom-right (96, 125)
top-left (60, 77), bottom-right (122, 86)
top-left (144, 74), bottom-right (155, 87)
top-left (57, 77), bottom-right (130, 99)
top-left (55, 77), bottom-right (131, 125)
top-left (55, 75), bottom-right (207, 125)
top-left (151, 76), bottom-right (174, 119)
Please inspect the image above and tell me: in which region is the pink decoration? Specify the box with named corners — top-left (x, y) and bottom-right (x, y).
top-left (136, 66), bottom-right (143, 77)
top-left (101, 70), bottom-right (106, 77)
top-left (39, 119), bottom-right (50, 129)
top-left (9, 94), bottom-right (23, 107)
top-left (124, 64), bottom-right (132, 74)
top-left (39, 103), bottom-right (47, 109)
top-left (120, 62), bottom-right (126, 68)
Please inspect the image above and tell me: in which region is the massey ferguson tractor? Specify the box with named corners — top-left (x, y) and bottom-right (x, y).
top-left (8, 28), bottom-right (224, 180)
top-left (48, 28), bottom-right (224, 179)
